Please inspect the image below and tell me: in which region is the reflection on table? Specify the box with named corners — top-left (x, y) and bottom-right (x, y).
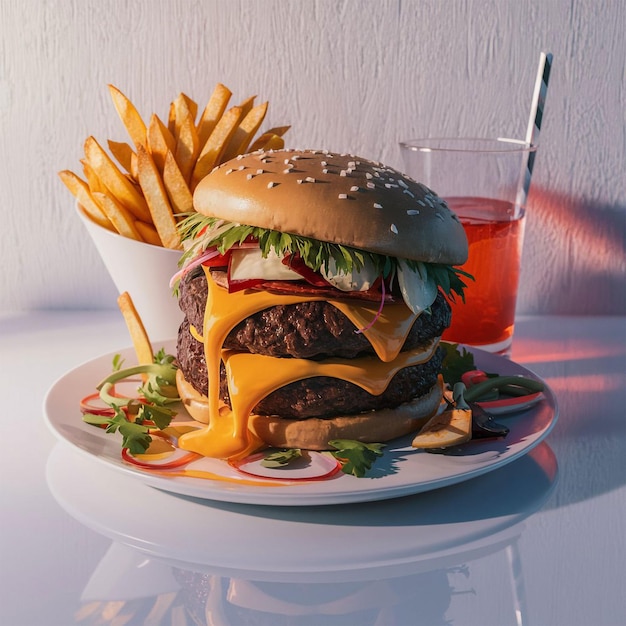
top-left (47, 441), bottom-right (557, 626)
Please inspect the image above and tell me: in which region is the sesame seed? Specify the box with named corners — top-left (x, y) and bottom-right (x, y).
top-left (374, 203), bottom-right (382, 209)
top-left (350, 186), bottom-right (359, 192)
top-left (407, 209), bottom-right (420, 215)
top-left (284, 159), bottom-right (291, 165)
top-left (297, 179), bottom-right (303, 184)
top-left (256, 169), bottom-right (264, 174)
top-left (436, 213), bottom-right (445, 221)
top-left (365, 172), bottom-right (373, 179)
top-left (246, 174), bottom-right (254, 180)
top-left (403, 189), bottom-right (415, 198)
top-left (225, 169), bottom-right (233, 175)
top-left (338, 193), bottom-right (348, 199)
top-left (390, 224), bottom-right (398, 234)
top-left (417, 200), bottom-right (426, 207)
top-left (322, 169), bottom-right (329, 174)
top-left (267, 182), bottom-right (277, 188)
top-left (340, 170), bottom-right (347, 177)
top-left (306, 176), bottom-right (316, 183)
top-left (366, 182), bottom-right (375, 189)
top-left (398, 179), bottom-right (408, 188)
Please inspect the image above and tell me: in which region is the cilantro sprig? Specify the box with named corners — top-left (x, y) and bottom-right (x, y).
top-left (177, 213), bottom-right (470, 302)
top-left (440, 342), bottom-right (477, 386)
top-left (328, 440), bottom-right (385, 477)
top-left (260, 440), bottom-right (385, 478)
top-left (82, 349), bottom-right (179, 454)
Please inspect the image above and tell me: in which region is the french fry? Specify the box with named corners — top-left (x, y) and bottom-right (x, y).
top-left (237, 95), bottom-right (256, 118)
top-left (257, 133), bottom-right (285, 152)
top-left (77, 190), bottom-right (115, 231)
top-left (58, 170), bottom-right (114, 230)
top-left (134, 220), bottom-right (162, 246)
top-left (163, 151), bottom-right (193, 215)
top-left (80, 159), bottom-right (107, 194)
top-left (136, 145), bottom-right (181, 249)
top-left (107, 140), bottom-right (136, 176)
top-left (196, 83), bottom-right (232, 148)
top-left (167, 93), bottom-right (198, 139)
top-left (61, 83), bottom-right (291, 248)
top-left (84, 136), bottom-right (152, 223)
top-left (93, 191), bottom-right (144, 241)
top-left (191, 105), bottom-right (243, 189)
top-left (117, 292), bottom-right (153, 366)
top-left (172, 97), bottom-right (200, 183)
top-left (147, 114), bottom-right (176, 173)
top-left (221, 101), bottom-right (268, 162)
top-left (248, 126), bottom-right (291, 151)
top-left (108, 84), bottom-right (147, 149)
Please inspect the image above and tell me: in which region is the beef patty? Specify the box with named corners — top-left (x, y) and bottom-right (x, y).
top-left (176, 268), bottom-right (450, 419)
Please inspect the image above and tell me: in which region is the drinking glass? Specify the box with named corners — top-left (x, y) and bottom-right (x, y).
top-left (400, 137), bottom-right (536, 355)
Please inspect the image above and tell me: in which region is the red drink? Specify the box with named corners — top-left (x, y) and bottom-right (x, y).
top-left (443, 197), bottom-right (525, 353)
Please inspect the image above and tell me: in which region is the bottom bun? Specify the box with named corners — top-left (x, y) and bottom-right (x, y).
top-left (176, 370), bottom-right (443, 451)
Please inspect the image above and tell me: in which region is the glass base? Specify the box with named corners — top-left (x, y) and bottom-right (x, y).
top-left (459, 336), bottom-right (513, 357)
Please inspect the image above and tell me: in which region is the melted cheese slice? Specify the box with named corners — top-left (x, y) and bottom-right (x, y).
top-left (224, 340), bottom-right (439, 427)
top-left (178, 268), bottom-right (431, 459)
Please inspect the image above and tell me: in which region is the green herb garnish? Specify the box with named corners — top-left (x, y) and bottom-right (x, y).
top-left (328, 440), bottom-right (386, 478)
top-left (82, 350), bottom-right (179, 454)
top-left (176, 213), bottom-right (470, 302)
top-left (441, 342), bottom-right (476, 386)
top-left (261, 448), bottom-right (303, 468)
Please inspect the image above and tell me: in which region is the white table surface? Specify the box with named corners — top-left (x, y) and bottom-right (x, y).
top-left (1, 311), bottom-right (625, 626)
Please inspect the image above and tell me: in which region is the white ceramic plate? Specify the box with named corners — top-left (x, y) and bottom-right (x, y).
top-left (43, 341), bottom-right (558, 506)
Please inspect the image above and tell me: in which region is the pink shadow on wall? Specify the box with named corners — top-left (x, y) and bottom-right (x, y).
top-left (522, 186), bottom-right (626, 314)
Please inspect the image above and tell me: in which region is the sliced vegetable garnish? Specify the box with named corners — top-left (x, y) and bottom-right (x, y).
top-left (230, 450), bottom-right (342, 481)
top-left (463, 375), bottom-right (545, 404)
top-left (476, 391), bottom-right (544, 415)
top-left (80, 392), bottom-right (115, 417)
top-left (82, 350), bottom-right (179, 455)
top-left (412, 383), bottom-right (472, 449)
top-left (470, 403), bottom-right (510, 439)
top-left (121, 447), bottom-right (201, 470)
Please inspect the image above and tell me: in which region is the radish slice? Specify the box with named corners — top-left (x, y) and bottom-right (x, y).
top-left (230, 451), bottom-right (342, 481)
top-left (121, 447), bottom-right (201, 470)
top-left (80, 392), bottom-right (114, 416)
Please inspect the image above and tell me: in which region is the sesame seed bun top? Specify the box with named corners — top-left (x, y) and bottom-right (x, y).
top-left (192, 149), bottom-right (468, 265)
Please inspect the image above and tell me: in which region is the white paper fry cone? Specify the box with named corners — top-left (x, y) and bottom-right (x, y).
top-left (77, 204), bottom-right (184, 341)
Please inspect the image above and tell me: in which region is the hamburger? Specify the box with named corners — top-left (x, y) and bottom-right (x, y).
top-left (173, 149), bottom-right (468, 460)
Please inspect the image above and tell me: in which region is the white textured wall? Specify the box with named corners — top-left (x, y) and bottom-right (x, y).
top-left (1, 0), bottom-right (624, 314)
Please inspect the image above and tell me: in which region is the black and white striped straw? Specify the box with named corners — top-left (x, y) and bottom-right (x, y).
top-left (517, 52), bottom-right (553, 208)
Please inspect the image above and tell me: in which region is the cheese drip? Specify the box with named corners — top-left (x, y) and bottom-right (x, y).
top-left (178, 268), bottom-right (426, 459)
top-left (224, 341), bottom-right (439, 427)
